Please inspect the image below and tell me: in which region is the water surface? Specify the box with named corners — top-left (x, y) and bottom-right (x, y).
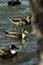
top-left (0, 0), bottom-right (37, 65)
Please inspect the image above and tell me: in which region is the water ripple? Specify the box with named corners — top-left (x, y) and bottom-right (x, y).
top-left (0, 3), bottom-right (7, 7)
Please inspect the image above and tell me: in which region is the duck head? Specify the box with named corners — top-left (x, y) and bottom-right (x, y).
top-left (9, 44), bottom-right (19, 54)
top-left (27, 14), bottom-right (32, 23)
top-left (9, 44), bottom-right (19, 49)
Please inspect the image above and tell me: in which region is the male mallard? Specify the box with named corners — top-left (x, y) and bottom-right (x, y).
top-left (9, 14), bottom-right (31, 26)
top-left (4, 29), bottom-right (28, 39)
top-left (7, 0), bottom-right (21, 6)
top-left (0, 44), bottom-right (19, 59)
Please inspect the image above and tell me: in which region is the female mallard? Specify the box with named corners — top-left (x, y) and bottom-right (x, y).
top-left (8, 0), bottom-right (21, 6)
top-left (4, 29), bottom-right (28, 39)
top-left (0, 44), bottom-right (19, 59)
top-left (9, 14), bottom-right (32, 26)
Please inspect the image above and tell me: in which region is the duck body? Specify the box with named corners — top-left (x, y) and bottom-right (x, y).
top-left (8, 1), bottom-right (21, 6)
top-left (0, 44), bottom-right (18, 59)
top-left (0, 49), bottom-right (17, 59)
top-left (4, 31), bottom-right (22, 39)
top-left (4, 30), bottom-right (26, 39)
top-left (9, 18), bottom-right (31, 26)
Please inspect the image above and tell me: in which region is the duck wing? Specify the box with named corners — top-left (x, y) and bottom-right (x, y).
top-left (12, 19), bottom-right (20, 22)
top-left (20, 19), bottom-right (28, 24)
top-left (9, 18), bottom-right (21, 22)
top-left (4, 31), bottom-right (21, 37)
top-left (0, 49), bottom-right (10, 56)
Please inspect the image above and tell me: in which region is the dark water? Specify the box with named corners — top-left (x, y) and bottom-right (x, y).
top-left (0, 0), bottom-right (38, 65)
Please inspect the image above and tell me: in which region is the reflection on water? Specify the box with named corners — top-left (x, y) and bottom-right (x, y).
top-left (22, 39), bottom-right (26, 44)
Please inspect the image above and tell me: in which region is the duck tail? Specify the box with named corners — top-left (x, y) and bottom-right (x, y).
top-left (8, 18), bottom-right (12, 22)
top-left (4, 31), bottom-right (9, 34)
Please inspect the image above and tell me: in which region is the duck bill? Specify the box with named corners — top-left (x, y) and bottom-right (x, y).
top-left (13, 45), bottom-right (19, 49)
top-left (24, 30), bottom-right (29, 34)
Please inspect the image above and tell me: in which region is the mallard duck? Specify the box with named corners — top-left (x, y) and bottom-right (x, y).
top-left (0, 44), bottom-right (19, 59)
top-left (4, 29), bottom-right (28, 39)
top-left (9, 14), bottom-right (31, 26)
top-left (7, 0), bottom-right (21, 6)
